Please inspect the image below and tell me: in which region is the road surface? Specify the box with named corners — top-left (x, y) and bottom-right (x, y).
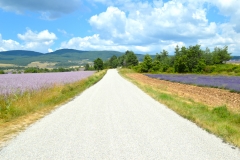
top-left (0, 69), bottom-right (240, 159)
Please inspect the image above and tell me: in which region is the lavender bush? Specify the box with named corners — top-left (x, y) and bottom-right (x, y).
top-left (145, 74), bottom-right (240, 92)
top-left (0, 71), bottom-right (95, 96)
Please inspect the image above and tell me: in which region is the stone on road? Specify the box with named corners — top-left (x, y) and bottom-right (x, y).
top-left (0, 69), bottom-right (240, 159)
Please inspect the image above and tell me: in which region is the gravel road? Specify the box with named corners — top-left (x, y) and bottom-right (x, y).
top-left (1, 69), bottom-right (240, 159)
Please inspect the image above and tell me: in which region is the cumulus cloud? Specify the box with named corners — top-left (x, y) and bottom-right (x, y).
top-left (0, 29), bottom-right (57, 53)
top-left (60, 34), bottom-right (126, 51)
top-left (0, 34), bottom-right (22, 51)
top-left (18, 29), bottom-right (57, 42)
top-left (48, 48), bottom-right (53, 53)
top-left (3, 0), bottom-right (238, 55)
top-left (87, 3), bottom-right (217, 52)
top-left (84, 0), bottom-right (240, 55)
top-left (208, 0), bottom-right (240, 32)
top-left (198, 23), bottom-right (240, 54)
top-left (60, 33), bottom-right (187, 54)
top-left (0, 0), bottom-right (81, 19)
top-left (17, 29), bottom-right (57, 52)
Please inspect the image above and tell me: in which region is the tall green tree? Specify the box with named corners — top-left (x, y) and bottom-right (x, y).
top-left (140, 54), bottom-right (153, 72)
top-left (84, 64), bottom-right (90, 70)
top-left (173, 45), bottom-right (206, 73)
top-left (109, 55), bottom-right (118, 68)
top-left (94, 58), bottom-right (104, 71)
top-left (187, 45), bottom-right (204, 72)
top-left (212, 46), bottom-right (231, 64)
top-left (124, 50), bottom-right (139, 67)
top-left (203, 47), bottom-right (214, 65)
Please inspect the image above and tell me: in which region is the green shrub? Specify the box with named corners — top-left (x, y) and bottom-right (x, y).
top-left (0, 70), bottom-right (4, 74)
top-left (166, 67), bottom-right (174, 73)
top-left (204, 66), bottom-right (215, 73)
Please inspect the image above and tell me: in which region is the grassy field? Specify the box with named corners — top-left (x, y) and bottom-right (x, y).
top-left (119, 69), bottom-right (240, 148)
top-left (0, 63), bottom-right (16, 67)
top-left (0, 70), bottom-right (106, 146)
top-left (26, 61), bottom-right (57, 69)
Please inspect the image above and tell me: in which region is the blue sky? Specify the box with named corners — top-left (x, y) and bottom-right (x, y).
top-left (0, 0), bottom-right (240, 55)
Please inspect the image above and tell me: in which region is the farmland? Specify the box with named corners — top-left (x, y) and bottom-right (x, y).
top-left (0, 71), bottom-right (95, 97)
top-left (145, 74), bottom-right (240, 92)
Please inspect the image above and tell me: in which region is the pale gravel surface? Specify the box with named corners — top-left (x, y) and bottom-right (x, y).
top-left (0, 69), bottom-right (240, 160)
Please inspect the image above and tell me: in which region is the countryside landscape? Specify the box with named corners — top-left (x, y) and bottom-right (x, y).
top-left (1, 0), bottom-right (240, 159)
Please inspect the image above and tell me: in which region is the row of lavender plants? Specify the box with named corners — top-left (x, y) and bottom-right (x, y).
top-left (0, 71), bottom-right (95, 97)
top-left (145, 74), bottom-right (240, 92)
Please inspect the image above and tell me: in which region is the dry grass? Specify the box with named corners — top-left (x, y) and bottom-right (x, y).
top-left (0, 63), bottom-right (16, 67)
top-left (26, 61), bottom-right (57, 69)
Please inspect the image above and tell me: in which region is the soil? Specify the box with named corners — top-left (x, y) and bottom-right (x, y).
top-left (126, 73), bottom-right (240, 112)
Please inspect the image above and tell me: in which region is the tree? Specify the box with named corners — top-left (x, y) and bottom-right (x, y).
top-left (94, 58), bottom-right (104, 71)
top-left (140, 54), bottom-right (153, 72)
top-left (186, 45), bottom-right (204, 72)
top-left (109, 55), bottom-right (118, 68)
top-left (155, 49), bottom-right (168, 61)
top-left (203, 47), bottom-right (214, 65)
top-left (84, 64), bottom-right (90, 71)
top-left (155, 49), bottom-right (170, 72)
top-left (0, 70), bottom-right (4, 74)
top-left (124, 50), bottom-right (139, 67)
top-left (174, 54), bottom-right (189, 73)
top-left (174, 45), bottom-right (180, 56)
top-left (212, 46), bottom-right (231, 64)
top-left (173, 45), bottom-right (206, 73)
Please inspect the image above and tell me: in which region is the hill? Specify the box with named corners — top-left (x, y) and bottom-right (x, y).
top-left (0, 50), bottom-right (42, 56)
top-left (0, 49), bottom-right (124, 67)
top-left (231, 56), bottom-right (240, 60)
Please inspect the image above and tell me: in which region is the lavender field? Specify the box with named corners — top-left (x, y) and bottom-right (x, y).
top-left (0, 71), bottom-right (95, 96)
top-left (145, 74), bottom-right (240, 92)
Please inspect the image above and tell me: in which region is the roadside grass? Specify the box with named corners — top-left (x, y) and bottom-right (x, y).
top-left (0, 70), bottom-right (106, 146)
top-left (119, 68), bottom-right (240, 148)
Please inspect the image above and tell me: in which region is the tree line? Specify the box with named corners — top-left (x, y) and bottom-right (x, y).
top-left (87, 50), bottom-right (139, 71)
top-left (89, 44), bottom-right (232, 73)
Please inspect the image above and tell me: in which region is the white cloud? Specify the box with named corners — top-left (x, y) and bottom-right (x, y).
top-left (0, 29), bottom-right (57, 53)
top-left (18, 29), bottom-right (57, 42)
top-left (84, 1), bottom-right (240, 55)
top-left (198, 23), bottom-right (240, 54)
top-left (17, 29), bottom-right (57, 52)
top-left (89, 7), bottom-right (127, 40)
top-left (2, 0), bottom-right (239, 55)
top-left (60, 34), bottom-right (187, 54)
top-left (208, 0), bottom-right (240, 32)
top-left (0, 34), bottom-right (22, 51)
top-left (48, 48), bottom-right (53, 53)
top-left (0, 0), bottom-right (81, 19)
top-left (61, 34), bottom-right (125, 50)
top-left (87, 3), bottom-right (216, 52)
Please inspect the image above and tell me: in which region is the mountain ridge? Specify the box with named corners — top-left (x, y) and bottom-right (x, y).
top-left (0, 49), bottom-right (125, 67)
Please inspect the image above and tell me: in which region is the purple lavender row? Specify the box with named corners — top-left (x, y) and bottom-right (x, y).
top-left (145, 74), bottom-right (240, 92)
top-left (0, 71), bottom-right (95, 96)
